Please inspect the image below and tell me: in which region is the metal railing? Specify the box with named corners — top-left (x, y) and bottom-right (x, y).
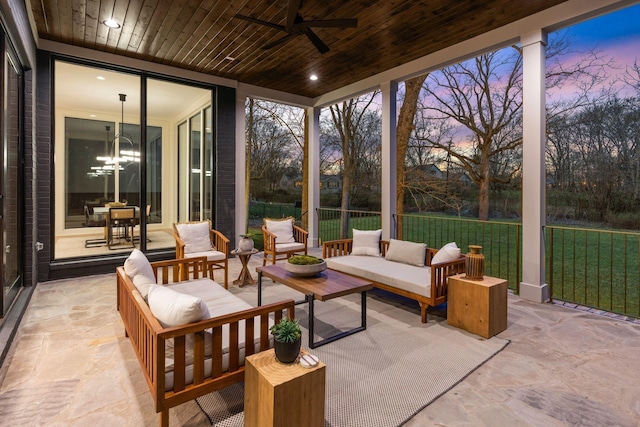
top-left (546, 226), bottom-right (640, 318)
top-left (316, 207), bottom-right (382, 242)
top-left (394, 214), bottom-right (521, 291)
top-left (316, 208), bottom-right (640, 318)
top-left (316, 208), bottom-right (521, 291)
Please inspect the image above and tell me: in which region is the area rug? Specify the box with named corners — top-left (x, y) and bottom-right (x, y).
top-left (196, 282), bottom-right (509, 427)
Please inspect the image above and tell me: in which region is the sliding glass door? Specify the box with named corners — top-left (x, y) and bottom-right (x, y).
top-left (177, 105), bottom-right (214, 222)
top-left (1, 48), bottom-right (23, 316)
top-left (53, 61), bottom-right (215, 259)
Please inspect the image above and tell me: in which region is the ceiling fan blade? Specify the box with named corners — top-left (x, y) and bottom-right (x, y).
top-left (297, 18), bottom-right (358, 29)
top-left (235, 14), bottom-right (285, 32)
top-left (262, 33), bottom-right (297, 50)
top-left (286, 0), bottom-right (302, 29)
top-left (304, 28), bottom-right (330, 54)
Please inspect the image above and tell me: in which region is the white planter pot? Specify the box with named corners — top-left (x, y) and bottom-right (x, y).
top-left (285, 260), bottom-right (327, 277)
top-left (238, 237), bottom-right (254, 251)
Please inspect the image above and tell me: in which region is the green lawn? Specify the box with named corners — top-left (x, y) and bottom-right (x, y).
top-left (247, 204), bottom-right (640, 318)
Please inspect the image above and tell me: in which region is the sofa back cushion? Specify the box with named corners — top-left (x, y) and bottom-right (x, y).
top-left (431, 242), bottom-right (461, 265)
top-left (264, 217), bottom-right (295, 243)
top-left (124, 249), bottom-right (156, 299)
top-left (351, 228), bottom-right (382, 256)
top-left (385, 239), bottom-right (427, 267)
top-left (174, 221), bottom-right (213, 253)
top-left (147, 284), bottom-right (208, 328)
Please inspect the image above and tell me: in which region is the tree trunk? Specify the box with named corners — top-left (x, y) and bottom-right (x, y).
top-left (340, 168), bottom-right (352, 239)
top-left (395, 74), bottom-right (428, 239)
top-left (478, 149), bottom-right (490, 221)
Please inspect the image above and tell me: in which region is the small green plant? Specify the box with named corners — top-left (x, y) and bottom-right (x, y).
top-left (239, 232), bottom-right (254, 238)
top-left (287, 255), bottom-right (324, 265)
top-left (270, 317), bottom-right (301, 343)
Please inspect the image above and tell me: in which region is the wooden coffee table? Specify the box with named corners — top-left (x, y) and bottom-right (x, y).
top-left (256, 264), bottom-right (373, 349)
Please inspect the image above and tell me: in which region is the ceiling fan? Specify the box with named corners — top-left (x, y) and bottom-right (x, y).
top-left (235, 0), bottom-right (357, 54)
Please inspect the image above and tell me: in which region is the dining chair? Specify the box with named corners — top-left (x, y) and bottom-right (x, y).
top-left (108, 206), bottom-right (136, 249)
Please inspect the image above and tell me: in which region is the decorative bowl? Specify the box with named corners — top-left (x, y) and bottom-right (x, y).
top-left (285, 260), bottom-right (327, 277)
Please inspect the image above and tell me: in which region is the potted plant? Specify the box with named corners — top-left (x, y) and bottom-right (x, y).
top-left (285, 255), bottom-right (327, 277)
top-left (238, 233), bottom-right (255, 251)
top-left (270, 317), bottom-right (302, 363)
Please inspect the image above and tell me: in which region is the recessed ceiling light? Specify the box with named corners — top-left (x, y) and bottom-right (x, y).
top-left (310, 74), bottom-right (318, 81)
top-left (96, 76), bottom-right (106, 81)
top-left (90, 114), bottom-right (96, 118)
top-left (103, 19), bottom-right (121, 29)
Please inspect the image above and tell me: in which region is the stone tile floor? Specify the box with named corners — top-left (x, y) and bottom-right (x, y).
top-left (1, 249), bottom-right (639, 426)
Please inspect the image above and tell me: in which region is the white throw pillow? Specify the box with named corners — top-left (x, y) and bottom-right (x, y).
top-left (147, 284), bottom-right (206, 328)
top-left (385, 239), bottom-right (427, 267)
top-left (132, 274), bottom-right (155, 300)
top-left (431, 242), bottom-right (461, 265)
top-left (124, 249), bottom-right (155, 280)
top-left (351, 229), bottom-right (382, 256)
top-left (176, 221), bottom-right (212, 253)
top-left (265, 218), bottom-right (295, 243)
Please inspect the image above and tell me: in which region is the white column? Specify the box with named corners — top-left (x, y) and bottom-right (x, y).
top-left (307, 106), bottom-right (321, 247)
top-left (520, 30), bottom-right (549, 303)
top-left (380, 82), bottom-right (397, 240)
top-left (235, 92), bottom-right (247, 250)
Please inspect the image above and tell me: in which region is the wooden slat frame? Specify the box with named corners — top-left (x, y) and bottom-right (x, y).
top-left (116, 260), bottom-right (295, 426)
top-left (322, 239), bottom-right (465, 323)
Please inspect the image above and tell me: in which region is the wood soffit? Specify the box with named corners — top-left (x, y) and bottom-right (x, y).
top-left (30, 0), bottom-right (569, 98)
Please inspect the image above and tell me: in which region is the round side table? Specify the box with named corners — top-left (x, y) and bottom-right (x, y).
top-left (232, 248), bottom-right (259, 287)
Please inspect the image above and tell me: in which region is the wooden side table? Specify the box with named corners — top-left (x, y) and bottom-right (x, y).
top-left (244, 348), bottom-right (325, 427)
top-left (232, 248), bottom-right (258, 286)
top-left (447, 274), bottom-right (508, 338)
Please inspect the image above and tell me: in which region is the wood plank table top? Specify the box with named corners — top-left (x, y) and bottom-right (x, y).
top-left (256, 264), bottom-right (373, 301)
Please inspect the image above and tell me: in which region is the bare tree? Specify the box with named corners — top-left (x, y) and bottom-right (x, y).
top-left (246, 99), bottom-right (304, 201)
top-left (323, 92), bottom-right (381, 237)
top-left (421, 30), bottom-right (611, 220)
top-left (421, 50), bottom-right (524, 220)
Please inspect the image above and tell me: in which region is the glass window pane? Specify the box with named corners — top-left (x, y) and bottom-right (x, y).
top-left (190, 113), bottom-right (202, 221)
top-left (65, 117), bottom-right (115, 229)
top-left (204, 106), bottom-right (213, 221)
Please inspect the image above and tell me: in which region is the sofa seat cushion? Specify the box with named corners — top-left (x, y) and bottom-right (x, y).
top-left (168, 279), bottom-right (252, 318)
top-left (183, 250), bottom-right (226, 262)
top-left (326, 255), bottom-right (432, 297)
top-left (275, 242), bottom-right (306, 252)
top-left (162, 278), bottom-right (273, 380)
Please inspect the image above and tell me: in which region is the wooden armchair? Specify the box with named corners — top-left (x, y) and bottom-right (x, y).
top-left (262, 217), bottom-right (308, 265)
top-left (173, 220), bottom-right (230, 288)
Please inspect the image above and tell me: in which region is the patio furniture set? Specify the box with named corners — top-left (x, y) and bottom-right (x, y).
top-left (117, 218), bottom-right (506, 425)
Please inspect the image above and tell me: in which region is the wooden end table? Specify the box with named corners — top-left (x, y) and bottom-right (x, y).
top-left (447, 274), bottom-right (508, 338)
top-left (256, 264), bottom-right (373, 349)
top-left (244, 348), bottom-right (325, 427)
top-left (232, 248), bottom-right (258, 287)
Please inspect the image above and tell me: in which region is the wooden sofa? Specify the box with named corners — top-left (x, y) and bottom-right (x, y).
top-left (322, 239), bottom-right (465, 323)
top-left (116, 256), bottom-right (295, 426)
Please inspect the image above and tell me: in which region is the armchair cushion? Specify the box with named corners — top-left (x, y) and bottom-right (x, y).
top-left (351, 228), bottom-right (382, 256)
top-left (183, 250), bottom-right (227, 262)
top-left (264, 217), bottom-right (295, 243)
top-left (147, 284), bottom-right (208, 328)
top-left (275, 242), bottom-right (306, 252)
top-left (175, 221), bottom-right (212, 253)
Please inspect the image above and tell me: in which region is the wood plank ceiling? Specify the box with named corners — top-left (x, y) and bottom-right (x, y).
top-left (29, 0), bottom-right (568, 98)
